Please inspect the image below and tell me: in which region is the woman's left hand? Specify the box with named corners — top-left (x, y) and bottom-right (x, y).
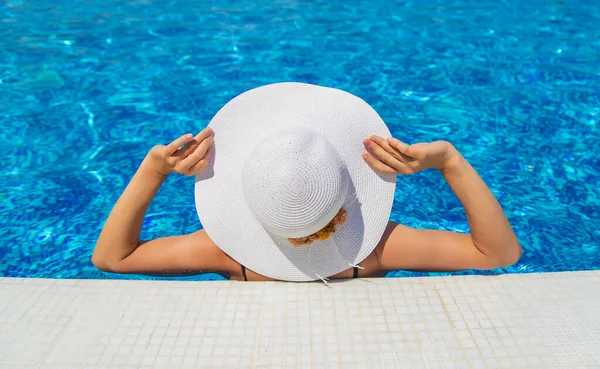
top-left (144, 127), bottom-right (214, 177)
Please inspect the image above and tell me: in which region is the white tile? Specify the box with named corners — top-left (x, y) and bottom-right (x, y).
top-left (1, 272), bottom-right (599, 368)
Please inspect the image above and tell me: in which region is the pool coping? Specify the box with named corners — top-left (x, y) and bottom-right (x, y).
top-left (1, 270), bottom-right (599, 368)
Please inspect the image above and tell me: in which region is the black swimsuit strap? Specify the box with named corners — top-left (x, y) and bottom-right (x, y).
top-left (241, 265), bottom-right (248, 281)
top-left (353, 266), bottom-right (359, 278)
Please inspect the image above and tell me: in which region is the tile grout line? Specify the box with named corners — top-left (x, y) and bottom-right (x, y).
top-left (434, 283), bottom-right (462, 369)
top-left (250, 284), bottom-right (265, 369)
top-left (2, 272), bottom-right (600, 369)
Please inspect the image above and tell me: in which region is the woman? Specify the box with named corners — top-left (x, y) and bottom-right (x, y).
top-left (92, 83), bottom-right (521, 282)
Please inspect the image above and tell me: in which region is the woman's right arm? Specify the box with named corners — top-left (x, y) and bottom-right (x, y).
top-left (363, 136), bottom-right (522, 271)
top-left (437, 146), bottom-right (522, 265)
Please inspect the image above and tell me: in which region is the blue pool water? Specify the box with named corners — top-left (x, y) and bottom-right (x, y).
top-left (1, 0), bottom-right (599, 280)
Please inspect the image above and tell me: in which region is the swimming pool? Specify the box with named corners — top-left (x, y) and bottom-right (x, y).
top-left (1, 0), bottom-right (598, 280)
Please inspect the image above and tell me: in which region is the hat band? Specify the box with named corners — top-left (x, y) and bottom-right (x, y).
top-left (288, 207), bottom-right (348, 247)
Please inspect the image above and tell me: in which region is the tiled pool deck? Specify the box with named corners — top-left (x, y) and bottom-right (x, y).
top-left (0, 271), bottom-right (599, 369)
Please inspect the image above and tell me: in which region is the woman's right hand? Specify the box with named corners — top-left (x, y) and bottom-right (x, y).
top-left (362, 135), bottom-right (460, 175)
top-left (144, 127), bottom-right (214, 177)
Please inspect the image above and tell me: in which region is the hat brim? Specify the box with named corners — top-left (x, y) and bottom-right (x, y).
top-left (195, 82), bottom-right (396, 281)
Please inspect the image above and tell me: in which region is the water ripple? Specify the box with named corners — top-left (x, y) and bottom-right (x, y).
top-left (1, 0), bottom-right (599, 279)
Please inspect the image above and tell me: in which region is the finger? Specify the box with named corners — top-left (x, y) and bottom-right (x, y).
top-left (188, 157), bottom-right (209, 175)
top-left (370, 135), bottom-right (413, 163)
top-left (386, 137), bottom-right (412, 154)
top-left (177, 127), bottom-right (215, 158)
top-left (203, 143), bottom-right (213, 158)
top-left (388, 137), bottom-right (427, 161)
top-left (200, 144), bottom-right (213, 162)
top-left (166, 133), bottom-right (194, 155)
top-left (363, 138), bottom-right (408, 172)
top-left (188, 145), bottom-right (214, 175)
top-left (193, 126), bottom-right (214, 143)
top-left (362, 152), bottom-right (397, 175)
top-left (180, 136), bottom-right (213, 171)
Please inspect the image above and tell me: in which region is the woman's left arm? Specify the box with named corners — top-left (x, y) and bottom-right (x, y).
top-left (92, 128), bottom-right (216, 272)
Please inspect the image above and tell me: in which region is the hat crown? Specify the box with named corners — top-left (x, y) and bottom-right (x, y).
top-left (242, 128), bottom-right (350, 239)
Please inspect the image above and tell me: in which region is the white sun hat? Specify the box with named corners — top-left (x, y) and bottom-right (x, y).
top-left (195, 82), bottom-right (396, 282)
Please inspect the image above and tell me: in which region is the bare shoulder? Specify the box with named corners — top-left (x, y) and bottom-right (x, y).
top-left (179, 230), bottom-right (240, 274)
top-left (97, 230), bottom-right (240, 277)
top-left (374, 221), bottom-right (504, 272)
